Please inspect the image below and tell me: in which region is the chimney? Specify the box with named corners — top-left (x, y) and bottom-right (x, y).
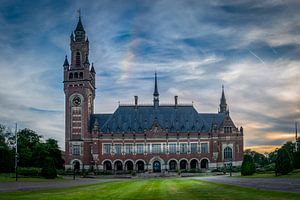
top-left (134, 96), bottom-right (138, 107)
top-left (174, 96), bottom-right (178, 107)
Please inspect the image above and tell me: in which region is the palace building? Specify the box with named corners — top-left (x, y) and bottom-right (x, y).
top-left (63, 16), bottom-right (244, 172)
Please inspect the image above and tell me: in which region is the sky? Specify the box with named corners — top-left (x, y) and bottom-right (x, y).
top-left (0, 0), bottom-right (299, 153)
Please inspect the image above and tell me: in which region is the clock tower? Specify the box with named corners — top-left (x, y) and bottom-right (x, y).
top-left (63, 15), bottom-right (96, 169)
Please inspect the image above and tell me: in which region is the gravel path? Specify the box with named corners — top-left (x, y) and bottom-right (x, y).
top-left (190, 176), bottom-right (300, 193)
top-left (0, 178), bottom-right (122, 192)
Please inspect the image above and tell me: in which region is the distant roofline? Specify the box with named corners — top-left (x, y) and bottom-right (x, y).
top-left (119, 103), bottom-right (193, 107)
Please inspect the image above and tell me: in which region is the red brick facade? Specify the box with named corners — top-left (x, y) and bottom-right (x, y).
top-left (63, 17), bottom-right (244, 172)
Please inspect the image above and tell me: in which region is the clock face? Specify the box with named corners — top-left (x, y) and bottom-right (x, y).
top-left (72, 96), bottom-right (81, 106)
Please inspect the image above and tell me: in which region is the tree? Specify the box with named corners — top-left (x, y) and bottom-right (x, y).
top-left (241, 154), bottom-right (255, 176)
top-left (0, 125), bottom-right (14, 172)
top-left (244, 149), bottom-right (268, 167)
top-left (275, 148), bottom-right (293, 175)
top-left (45, 139), bottom-right (64, 169)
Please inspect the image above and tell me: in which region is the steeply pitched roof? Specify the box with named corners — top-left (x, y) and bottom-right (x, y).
top-left (91, 105), bottom-right (225, 133)
top-left (75, 16), bottom-right (85, 32)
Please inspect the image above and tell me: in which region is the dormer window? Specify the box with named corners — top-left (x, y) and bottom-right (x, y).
top-left (224, 126), bottom-right (232, 133)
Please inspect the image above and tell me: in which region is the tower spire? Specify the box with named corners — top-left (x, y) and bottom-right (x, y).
top-left (74, 9), bottom-right (85, 42)
top-left (153, 72), bottom-right (159, 108)
top-left (219, 85), bottom-right (227, 113)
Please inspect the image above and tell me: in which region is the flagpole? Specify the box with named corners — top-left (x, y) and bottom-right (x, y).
top-left (15, 123), bottom-right (18, 182)
top-left (296, 122), bottom-right (298, 152)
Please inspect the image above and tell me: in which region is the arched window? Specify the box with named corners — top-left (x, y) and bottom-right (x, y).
top-left (69, 73), bottom-right (73, 79)
top-left (76, 52), bottom-right (81, 67)
top-left (224, 147), bottom-right (233, 161)
top-left (79, 72), bottom-right (83, 79)
top-left (74, 72), bottom-right (78, 78)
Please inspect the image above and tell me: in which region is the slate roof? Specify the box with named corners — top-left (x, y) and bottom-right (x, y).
top-left (90, 105), bottom-right (225, 133)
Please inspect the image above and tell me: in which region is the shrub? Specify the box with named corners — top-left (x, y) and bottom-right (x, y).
top-left (18, 167), bottom-right (41, 177)
top-left (131, 170), bottom-right (136, 176)
top-left (231, 166), bottom-right (241, 172)
top-left (41, 158), bottom-right (57, 179)
top-left (265, 163), bottom-right (275, 171)
top-left (241, 154), bottom-right (255, 176)
top-left (275, 148), bottom-right (293, 175)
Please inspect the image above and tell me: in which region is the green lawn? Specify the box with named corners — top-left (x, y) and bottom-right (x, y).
top-left (234, 169), bottom-right (300, 178)
top-left (0, 173), bottom-right (66, 182)
top-left (0, 179), bottom-right (299, 200)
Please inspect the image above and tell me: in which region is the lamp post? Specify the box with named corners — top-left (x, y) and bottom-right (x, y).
top-left (73, 162), bottom-right (76, 180)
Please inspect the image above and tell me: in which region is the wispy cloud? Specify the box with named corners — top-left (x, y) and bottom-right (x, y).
top-left (0, 0), bottom-right (299, 152)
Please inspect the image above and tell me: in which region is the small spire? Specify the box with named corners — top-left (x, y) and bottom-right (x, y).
top-left (86, 37), bottom-right (89, 43)
top-left (153, 72), bottom-right (159, 96)
top-left (90, 63), bottom-right (96, 74)
top-left (219, 84), bottom-right (227, 113)
top-left (153, 72), bottom-right (159, 108)
top-left (63, 55), bottom-right (69, 67)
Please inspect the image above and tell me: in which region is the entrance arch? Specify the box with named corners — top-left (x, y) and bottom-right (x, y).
top-left (179, 160), bottom-right (188, 170)
top-left (168, 160), bottom-right (178, 171)
top-left (103, 160), bottom-right (112, 171)
top-left (125, 160), bottom-right (134, 171)
top-left (153, 161), bottom-right (161, 172)
top-left (200, 158), bottom-right (209, 169)
top-left (73, 160), bottom-right (80, 171)
top-left (136, 160), bottom-right (145, 172)
top-left (114, 160), bottom-right (123, 171)
top-left (190, 159), bottom-right (199, 170)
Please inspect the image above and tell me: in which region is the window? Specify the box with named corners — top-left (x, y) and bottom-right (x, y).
top-left (169, 144), bottom-right (177, 154)
top-left (136, 144), bottom-right (144, 154)
top-left (224, 147), bottom-right (233, 160)
top-left (125, 144), bottom-right (133, 154)
top-left (73, 145), bottom-right (80, 155)
top-left (103, 144), bottom-right (111, 155)
top-left (201, 143), bottom-right (208, 153)
top-left (224, 127), bottom-right (232, 133)
top-left (180, 143), bottom-right (187, 154)
top-left (191, 143), bottom-right (198, 153)
top-left (115, 144), bottom-right (122, 155)
top-left (152, 144), bottom-right (161, 154)
top-left (76, 52), bottom-right (81, 67)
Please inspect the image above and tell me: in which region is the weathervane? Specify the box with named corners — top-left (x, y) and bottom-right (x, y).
top-left (77, 8), bottom-right (81, 19)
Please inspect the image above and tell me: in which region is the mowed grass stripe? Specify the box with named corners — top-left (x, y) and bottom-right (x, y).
top-left (0, 179), bottom-right (299, 200)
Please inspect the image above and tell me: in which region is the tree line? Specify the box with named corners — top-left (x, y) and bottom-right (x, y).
top-left (0, 124), bottom-right (64, 178)
top-left (241, 139), bottom-right (300, 176)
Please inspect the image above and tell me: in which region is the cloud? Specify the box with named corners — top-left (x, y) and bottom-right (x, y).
top-left (0, 0), bottom-right (299, 152)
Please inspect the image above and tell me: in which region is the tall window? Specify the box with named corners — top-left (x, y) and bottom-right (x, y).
top-left (125, 144), bottom-right (133, 154)
top-left (103, 144), bottom-right (111, 155)
top-left (224, 147), bottom-right (233, 160)
top-left (76, 52), bottom-right (81, 67)
top-left (73, 145), bottom-right (80, 155)
top-left (115, 144), bottom-right (122, 155)
top-left (180, 143), bottom-right (187, 154)
top-left (169, 144), bottom-right (177, 154)
top-left (201, 143), bottom-right (208, 153)
top-left (136, 144), bottom-right (144, 154)
top-left (191, 143), bottom-right (198, 153)
top-left (152, 144), bottom-right (161, 154)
